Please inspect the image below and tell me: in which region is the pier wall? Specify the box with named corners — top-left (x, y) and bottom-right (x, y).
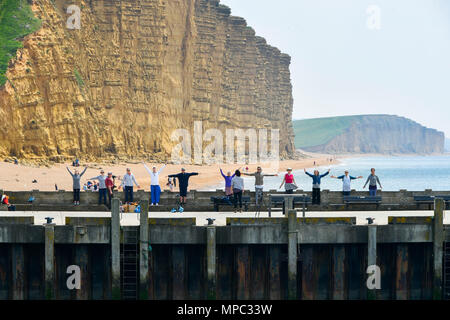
top-left (0, 199), bottom-right (448, 300)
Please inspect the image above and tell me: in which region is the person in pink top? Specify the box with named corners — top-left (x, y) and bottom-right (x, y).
top-left (279, 168), bottom-right (298, 194)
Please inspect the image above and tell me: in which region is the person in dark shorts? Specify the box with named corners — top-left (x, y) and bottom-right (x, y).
top-left (168, 168), bottom-right (199, 205)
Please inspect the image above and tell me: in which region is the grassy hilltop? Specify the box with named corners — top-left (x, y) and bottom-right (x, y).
top-left (0, 0), bottom-right (41, 86)
top-left (292, 115), bottom-right (362, 149)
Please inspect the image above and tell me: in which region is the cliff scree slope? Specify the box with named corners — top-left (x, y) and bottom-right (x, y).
top-left (293, 115), bottom-right (445, 154)
top-left (0, 0), bottom-right (295, 163)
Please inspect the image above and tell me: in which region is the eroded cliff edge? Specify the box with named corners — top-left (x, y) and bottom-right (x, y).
top-left (293, 115), bottom-right (445, 154)
top-left (0, 0), bottom-right (295, 163)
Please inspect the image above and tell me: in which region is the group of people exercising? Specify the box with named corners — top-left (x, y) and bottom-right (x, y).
top-left (67, 162), bottom-right (382, 210)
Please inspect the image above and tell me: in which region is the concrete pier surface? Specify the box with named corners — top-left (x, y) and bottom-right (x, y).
top-left (0, 209), bottom-right (447, 226)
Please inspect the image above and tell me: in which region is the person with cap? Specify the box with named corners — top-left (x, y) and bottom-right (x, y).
top-left (331, 170), bottom-right (363, 196)
top-left (89, 170), bottom-right (108, 205)
top-left (119, 168), bottom-right (140, 203)
top-left (66, 165), bottom-right (88, 205)
top-left (105, 172), bottom-right (115, 206)
top-left (304, 168), bottom-right (330, 205)
top-left (279, 168), bottom-right (298, 194)
top-left (243, 166), bottom-right (278, 206)
top-left (143, 162), bottom-right (166, 206)
top-left (168, 168), bottom-right (199, 205)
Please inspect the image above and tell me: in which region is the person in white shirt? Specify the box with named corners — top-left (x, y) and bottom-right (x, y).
top-left (330, 170), bottom-right (363, 196)
top-left (119, 168), bottom-right (140, 203)
top-left (143, 162), bottom-right (166, 206)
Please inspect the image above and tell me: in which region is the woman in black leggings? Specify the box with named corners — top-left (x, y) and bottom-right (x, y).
top-left (231, 170), bottom-right (244, 213)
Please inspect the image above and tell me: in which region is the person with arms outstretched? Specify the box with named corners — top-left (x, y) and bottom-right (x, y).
top-left (143, 162), bottom-right (166, 206)
top-left (168, 168), bottom-right (199, 205)
top-left (304, 168), bottom-right (330, 205)
top-left (66, 165), bottom-right (88, 205)
top-left (331, 170), bottom-right (363, 196)
top-left (243, 166), bottom-right (278, 206)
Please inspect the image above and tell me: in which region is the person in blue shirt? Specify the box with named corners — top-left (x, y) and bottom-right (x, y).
top-left (304, 168), bottom-right (330, 205)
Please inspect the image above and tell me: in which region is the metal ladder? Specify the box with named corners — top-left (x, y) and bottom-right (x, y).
top-left (444, 242), bottom-right (450, 300)
top-left (121, 226), bottom-right (139, 300)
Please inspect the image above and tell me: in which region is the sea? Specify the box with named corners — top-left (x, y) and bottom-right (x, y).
top-left (208, 155), bottom-right (450, 192)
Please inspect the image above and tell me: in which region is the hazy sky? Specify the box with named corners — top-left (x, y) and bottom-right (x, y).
top-left (220, 0), bottom-right (450, 137)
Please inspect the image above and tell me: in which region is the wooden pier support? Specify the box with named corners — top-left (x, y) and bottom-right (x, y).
top-left (139, 200), bottom-right (149, 300)
top-left (287, 209), bottom-right (298, 300)
top-left (206, 226), bottom-right (217, 300)
top-left (111, 198), bottom-right (121, 299)
top-left (367, 225), bottom-right (377, 300)
top-left (11, 244), bottom-right (25, 300)
top-left (44, 223), bottom-right (55, 299)
top-left (433, 198), bottom-right (444, 300)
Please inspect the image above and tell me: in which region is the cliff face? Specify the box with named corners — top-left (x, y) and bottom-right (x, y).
top-left (0, 0), bottom-right (295, 163)
top-left (295, 115), bottom-right (445, 154)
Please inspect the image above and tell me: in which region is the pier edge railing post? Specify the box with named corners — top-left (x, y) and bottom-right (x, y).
top-left (111, 198), bottom-right (121, 300)
top-left (433, 198), bottom-right (444, 300)
top-left (367, 225), bottom-right (377, 300)
top-left (287, 209), bottom-right (298, 300)
top-left (206, 226), bottom-right (217, 300)
top-left (139, 200), bottom-right (149, 300)
top-left (44, 222), bottom-right (55, 300)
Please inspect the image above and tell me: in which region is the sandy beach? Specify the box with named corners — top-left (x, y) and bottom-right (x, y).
top-left (0, 154), bottom-right (337, 192)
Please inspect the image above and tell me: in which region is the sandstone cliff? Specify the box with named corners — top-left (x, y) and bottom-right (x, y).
top-left (293, 115), bottom-right (445, 154)
top-left (0, 0), bottom-right (295, 163)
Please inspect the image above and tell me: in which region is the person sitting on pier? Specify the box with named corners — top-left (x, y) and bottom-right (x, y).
top-left (231, 170), bottom-right (244, 213)
top-left (304, 168), bottom-right (330, 205)
top-left (168, 168), bottom-right (199, 206)
top-left (279, 168), bottom-right (298, 194)
top-left (89, 170), bottom-right (108, 205)
top-left (243, 166), bottom-right (278, 206)
top-left (143, 162), bottom-right (166, 206)
top-left (119, 168), bottom-right (140, 203)
top-left (331, 170), bottom-right (363, 196)
top-left (363, 168), bottom-right (382, 196)
top-left (66, 165), bottom-right (88, 205)
top-left (1, 194), bottom-right (15, 211)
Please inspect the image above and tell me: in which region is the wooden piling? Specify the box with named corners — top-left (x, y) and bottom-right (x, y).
top-left (367, 225), bottom-right (377, 300)
top-left (433, 198), bottom-right (444, 300)
top-left (44, 223), bottom-right (55, 299)
top-left (111, 198), bottom-right (121, 299)
top-left (206, 226), bottom-right (217, 300)
top-left (287, 209), bottom-right (297, 300)
top-left (139, 200), bottom-right (149, 300)
top-left (11, 244), bottom-right (25, 300)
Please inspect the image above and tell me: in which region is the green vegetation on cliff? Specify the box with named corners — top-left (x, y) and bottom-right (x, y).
top-left (0, 0), bottom-right (41, 86)
top-left (293, 116), bottom-right (358, 149)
